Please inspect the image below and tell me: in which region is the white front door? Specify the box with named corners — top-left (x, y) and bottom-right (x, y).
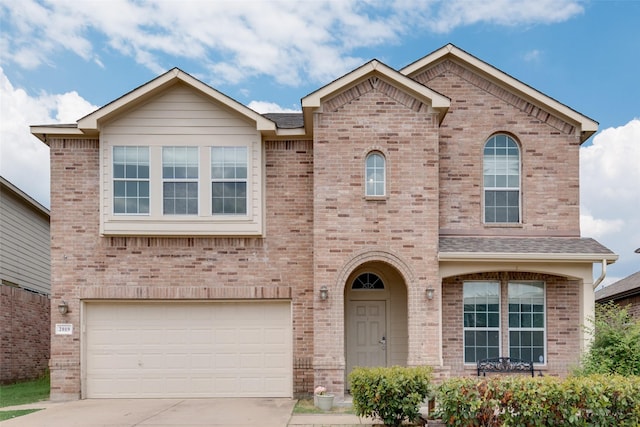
top-left (347, 300), bottom-right (387, 375)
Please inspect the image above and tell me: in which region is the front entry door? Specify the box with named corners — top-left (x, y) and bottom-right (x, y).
top-left (347, 300), bottom-right (387, 375)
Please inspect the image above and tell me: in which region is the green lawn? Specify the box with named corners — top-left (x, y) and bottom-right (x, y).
top-left (0, 375), bottom-right (49, 420)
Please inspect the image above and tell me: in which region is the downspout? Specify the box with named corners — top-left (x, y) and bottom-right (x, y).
top-left (592, 259), bottom-right (607, 290)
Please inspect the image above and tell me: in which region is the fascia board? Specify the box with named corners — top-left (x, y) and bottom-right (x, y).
top-left (30, 125), bottom-right (85, 143)
top-left (402, 44), bottom-right (598, 142)
top-left (438, 252), bottom-right (619, 263)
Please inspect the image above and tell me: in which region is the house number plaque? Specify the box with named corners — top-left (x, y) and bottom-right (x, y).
top-left (55, 324), bottom-right (73, 335)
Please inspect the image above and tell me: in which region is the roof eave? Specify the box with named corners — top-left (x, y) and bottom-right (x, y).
top-left (439, 252), bottom-right (619, 263)
top-left (30, 125), bottom-right (85, 144)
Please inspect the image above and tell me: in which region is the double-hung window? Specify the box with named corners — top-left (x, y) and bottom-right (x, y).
top-left (162, 147), bottom-right (198, 215)
top-left (483, 134), bottom-right (520, 223)
top-left (211, 146), bottom-right (248, 215)
top-left (113, 146), bottom-right (149, 214)
top-left (463, 281), bottom-right (500, 363)
top-left (508, 282), bottom-right (545, 363)
top-left (365, 152), bottom-right (385, 197)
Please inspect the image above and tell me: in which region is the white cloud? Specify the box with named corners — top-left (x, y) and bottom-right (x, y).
top-left (0, 68), bottom-right (97, 207)
top-left (247, 101), bottom-right (301, 114)
top-left (580, 119), bottom-right (640, 281)
top-left (0, 0), bottom-right (585, 86)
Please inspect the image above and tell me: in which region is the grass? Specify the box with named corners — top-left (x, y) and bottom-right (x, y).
top-left (293, 398), bottom-right (355, 414)
top-left (0, 375), bottom-right (50, 420)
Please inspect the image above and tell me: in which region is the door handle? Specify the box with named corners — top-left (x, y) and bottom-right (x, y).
top-left (379, 336), bottom-right (386, 350)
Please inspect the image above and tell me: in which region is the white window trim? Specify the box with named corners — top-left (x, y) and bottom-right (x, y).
top-left (462, 281), bottom-right (501, 365)
top-left (482, 134), bottom-right (522, 224)
top-left (162, 146), bottom-right (200, 216)
top-left (365, 151), bottom-right (386, 198)
top-left (507, 281), bottom-right (547, 366)
top-left (101, 139), bottom-right (263, 236)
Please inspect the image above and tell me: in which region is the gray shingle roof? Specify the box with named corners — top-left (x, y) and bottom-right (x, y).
top-left (595, 270), bottom-right (640, 302)
top-left (263, 113), bottom-right (303, 129)
top-left (439, 237), bottom-right (615, 255)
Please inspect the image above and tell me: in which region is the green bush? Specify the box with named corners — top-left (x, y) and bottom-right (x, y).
top-left (578, 301), bottom-right (640, 376)
top-left (348, 365), bottom-right (433, 427)
top-left (436, 375), bottom-right (640, 426)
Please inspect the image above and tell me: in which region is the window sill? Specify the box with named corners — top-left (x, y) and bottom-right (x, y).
top-left (483, 223), bottom-right (523, 228)
top-left (364, 196), bottom-right (388, 202)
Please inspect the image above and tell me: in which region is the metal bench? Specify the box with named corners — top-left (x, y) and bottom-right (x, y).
top-left (477, 357), bottom-right (535, 377)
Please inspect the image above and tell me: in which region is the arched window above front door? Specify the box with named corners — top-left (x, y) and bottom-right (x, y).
top-left (352, 273), bottom-right (385, 290)
top-left (365, 152), bottom-right (385, 197)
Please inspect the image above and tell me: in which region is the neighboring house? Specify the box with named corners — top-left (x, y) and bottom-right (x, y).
top-left (0, 176), bottom-right (51, 383)
top-left (31, 44), bottom-right (617, 401)
top-left (596, 271), bottom-right (640, 319)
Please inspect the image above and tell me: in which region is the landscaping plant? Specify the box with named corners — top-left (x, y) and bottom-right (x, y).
top-left (436, 374), bottom-right (640, 426)
top-left (348, 365), bottom-right (433, 427)
top-left (578, 301), bottom-right (640, 376)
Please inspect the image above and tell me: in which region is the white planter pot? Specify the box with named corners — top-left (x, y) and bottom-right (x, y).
top-left (315, 394), bottom-right (334, 411)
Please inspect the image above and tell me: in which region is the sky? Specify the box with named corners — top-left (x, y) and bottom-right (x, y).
top-left (1, 0), bottom-right (638, 287)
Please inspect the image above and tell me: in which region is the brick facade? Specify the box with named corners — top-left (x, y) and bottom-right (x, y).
top-left (40, 45), bottom-right (613, 401)
top-left (0, 285), bottom-right (50, 384)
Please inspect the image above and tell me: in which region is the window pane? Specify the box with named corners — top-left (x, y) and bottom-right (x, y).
top-left (484, 135), bottom-right (520, 223)
top-left (365, 152), bottom-right (385, 196)
top-left (211, 147), bottom-right (248, 215)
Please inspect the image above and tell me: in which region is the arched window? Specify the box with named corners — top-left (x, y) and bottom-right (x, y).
top-left (483, 134), bottom-right (520, 223)
top-left (352, 273), bottom-right (384, 290)
top-left (365, 152), bottom-right (385, 196)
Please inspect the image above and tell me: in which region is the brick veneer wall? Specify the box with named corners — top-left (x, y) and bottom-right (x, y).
top-left (442, 272), bottom-right (581, 377)
top-left (602, 295), bottom-right (640, 320)
top-left (312, 77), bottom-right (442, 396)
top-left (48, 138), bottom-right (314, 400)
top-left (0, 285), bottom-right (50, 384)
top-left (413, 60), bottom-right (582, 236)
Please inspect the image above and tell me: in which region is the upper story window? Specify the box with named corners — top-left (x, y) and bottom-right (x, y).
top-left (211, 146), bottom-right (247, 215)
top-left (162, 147), bottom-right (199, 215)
top-left (365, 152), bottom-right (385, 197)
top-left (105, 142), bottom-right (262, 236)
top-left (113, 146), bottom-right (149, 215)
top-left (483, 134), bottom-right (520, 223)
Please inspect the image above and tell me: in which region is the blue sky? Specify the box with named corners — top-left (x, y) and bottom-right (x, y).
top-left (1, 0), bottom-right (638, 285)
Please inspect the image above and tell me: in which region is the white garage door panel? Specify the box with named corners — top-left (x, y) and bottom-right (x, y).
top-left (85, 301), bottom-right (292, 398)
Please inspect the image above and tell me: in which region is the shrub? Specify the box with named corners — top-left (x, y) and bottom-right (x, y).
top-left (348, 365), bottom-right (433, 427)
top-left (578, 301), bottom-right (640, 376)
top-left (436, 375), bottom-right (640, 426)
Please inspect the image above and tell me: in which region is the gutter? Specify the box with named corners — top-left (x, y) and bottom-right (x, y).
top-left (593, 259), bottom-right (607, 290)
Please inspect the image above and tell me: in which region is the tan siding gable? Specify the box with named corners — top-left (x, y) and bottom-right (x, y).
top-left (104, 83), bottom-right (256, 136)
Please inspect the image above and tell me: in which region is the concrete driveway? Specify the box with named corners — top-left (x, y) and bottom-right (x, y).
top-left (0, 398), bottom-right (297, 427)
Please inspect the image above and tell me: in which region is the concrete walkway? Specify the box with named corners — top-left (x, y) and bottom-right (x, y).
top-left (0, 398), bottom-right (296, 427)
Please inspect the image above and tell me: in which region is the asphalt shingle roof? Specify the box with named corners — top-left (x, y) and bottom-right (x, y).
top-left (439, 237), bottom-right (615, 255)
top-left (595, 270), bottom-right (640, 301)
top-left (263, 113), bottom-right (303, 129)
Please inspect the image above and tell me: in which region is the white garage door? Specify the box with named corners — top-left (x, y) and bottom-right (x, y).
top-left (84, 301), bottom-right (292, 398)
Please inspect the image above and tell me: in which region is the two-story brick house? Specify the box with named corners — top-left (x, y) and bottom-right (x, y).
top-left (31, 44), bottom-right (616, 401)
